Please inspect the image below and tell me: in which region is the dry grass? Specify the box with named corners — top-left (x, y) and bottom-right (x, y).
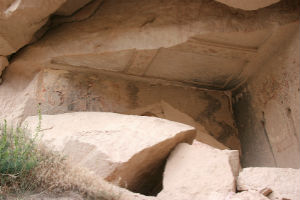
top-left (33, 148), bottom-right (120, 199)
top-left (0, 119), bottom-right (40, 196)
top-left (1, 145), bottom-right (124, 200)
top-left (0, 119), bottom-right (122, 200)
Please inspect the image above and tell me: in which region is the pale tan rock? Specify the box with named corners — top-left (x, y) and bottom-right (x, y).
top-left (55, 0), bottom-right (93, 16)
top-left (0, 56), bottom-right (8, 76)
top-left (0, 1), bottom-right (14, 14)
top-left (1, 0), bottom-right (296, 157)
top-left (235, 27), bottom-right (300, 168)
top-left (237, 167), bottom-right (300, 200)
top-left (0, 65), bottom-right (237, 145)
top-left (51, 0), bottom-right (104, 26)
top-left (6, 0), bottom-right (299, 91)
top-left (162, 102), bottom-right (231, 150)
top-left (157, 141), bottom-right (238, 200)
top-left (0, 0), bottom-right (66, 56)
top-left (224, 148), bottom-right (240, 179)
top-left (192, 141), bottom-right (240, 179)
top-left (128, 101), bottom-right (229, 150)
top-left (214, 0), bottom-right (280, 10)
top-left (24, 112), bottom-right (196, 193)
top-left (1, 0), bottom-right (298, 134)
top-left (228, 191), bottom-right (270, 200)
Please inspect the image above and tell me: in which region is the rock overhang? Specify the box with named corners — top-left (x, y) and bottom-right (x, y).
top-left (4, 0), bottom-right (299, 90)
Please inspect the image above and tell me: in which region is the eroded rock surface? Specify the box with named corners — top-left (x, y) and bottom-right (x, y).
top-left (157, 141), bottom-right (239, 200)
top-left (237, 167), bottom-right (300, 200)
top-left (24, 112), bottom-right (196, 194)
top-left (128, 100), bottom-right (232, 150)
top-left (1, 1), bottom-right (298, 155)
top-left (54, 0), bottom-right (93, 16)
top-left (0, 0), bottom-right (299, 199)
top-left (0, 0), bottom-right (67, 56)
top-left (0, 67), bottom-right (238, 152)
top-left (5, 0), bottom-right (299, 90)
top-left (214, 0), bottom-right (280, 10)
top-left (1, 0), bottom-right (299, 153)
top-left (0, 56), bottom-right (8, 77)
top-left (228, 191), bottom-right (270, 200)
top-left (233, 26), bottom-right (300, 168)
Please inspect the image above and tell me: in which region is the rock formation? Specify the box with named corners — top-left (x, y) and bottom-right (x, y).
top-left (229, 191), bottom-right (270, 200)
top-left (233, 27), bottom-right (300, 168)
top-left (24, 112), bottom-right (196, 194)
top-left (0, 0), bottom-right (95, 57)
top-left (0, 56), bottom-right (8, 78)
top-left (0, 0), bottom-right (65, 56)
top-left (0, 0), bottom-right (299, 199)
top-left (157, 141), bottom-right (239, 200)
top-left (215, 0), bottom-right (280, 10)
top-left (128, 101), bottom-right (230, 150)
top-left (237, 167), bottom-right (300, 200)
top-left (1, 0), bottom-right (299, 152)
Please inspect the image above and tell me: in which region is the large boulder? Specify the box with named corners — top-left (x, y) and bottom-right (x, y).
top-left (24, 112), bottom-right (196, 194)
top-left (237, 167), bottom-right (300, 200)
top-left (157, 141), bottom-right (239, 200)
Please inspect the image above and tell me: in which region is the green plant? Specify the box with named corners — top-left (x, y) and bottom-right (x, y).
top-left (0, 106), bottom-right (42, 195)
top-left (0, 108), bottom-right (116, 199)
top-left (0, 121), bottom-right (37, 173)
top-left (0, 121), bottom-right (40, 190)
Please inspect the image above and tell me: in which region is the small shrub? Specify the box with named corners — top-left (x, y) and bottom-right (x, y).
top-left (0, 112), bottom-right (118, 199)
top-left (0, 119), bottom-right (41, 193)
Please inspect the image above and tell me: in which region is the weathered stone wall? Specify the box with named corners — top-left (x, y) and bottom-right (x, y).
top-left (1, 0), bottom-right (299, 157)
top-left (0, 65), bottom-right (239, 150)
top-left (233, 25), bottom-right (300, 168)
top-left (36, 68), bottom-right (239, 150)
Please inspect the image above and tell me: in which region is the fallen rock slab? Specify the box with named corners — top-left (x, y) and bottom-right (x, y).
top-left (128, 101), bottom-right (230, 150)
top-left (237, 167), bottom-right (300, 200)
top-left (157, 141), bottom-right (239, 200)
top-left (24, 112), bottom-right (196, 194)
